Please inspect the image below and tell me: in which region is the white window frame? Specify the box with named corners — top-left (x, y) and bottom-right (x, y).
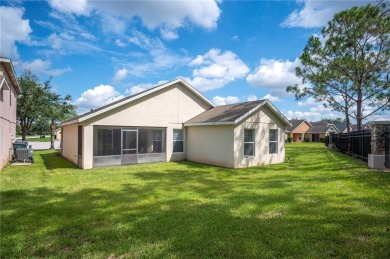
top-left (173, 129), bottom-right (184, 153)
top-left (269, 129), bottom-right (278, 154)
top-left (244, 129), bottom-right (255, 157)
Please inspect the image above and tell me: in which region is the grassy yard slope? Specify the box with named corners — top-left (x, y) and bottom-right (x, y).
top-left (1, 143), bottom-right (389, 258)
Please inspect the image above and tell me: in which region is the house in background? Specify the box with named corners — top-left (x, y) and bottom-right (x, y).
top-left (54, 128), bottom-right (61, 140)
top-left (285, 119), bottom-right (311, 142)
top-left (286, 120), bottom-right (339, 142)
top-left (333, 123), bottom-right (354, 133)
top-left (0, 57), bottom-right (20, 170)
top-left (352, 123), bottom-right (371, 131)
top-left (306, 121), bottom-right (339, 142)
top-left (59, 79), bottom-right (291, 169)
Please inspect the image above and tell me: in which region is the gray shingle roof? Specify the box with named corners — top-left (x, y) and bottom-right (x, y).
top-left (185, 100), bottom-right (266, 124)
top-left (306, 125), bottom-right (332, 134)
top-left (333, 123), bottom-right (348, 133)
top-left (286, 119), bottom-right (305, 132)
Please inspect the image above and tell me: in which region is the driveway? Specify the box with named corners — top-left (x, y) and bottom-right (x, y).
top-left (29, 140), bottom-right (61, 150)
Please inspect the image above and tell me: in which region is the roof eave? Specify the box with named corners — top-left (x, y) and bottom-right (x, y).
top-left (184, 121), bottom-right (236, 127)
top-left (0, 57), bottom-right (21, 93)
top-left (58, 119), bottom-right (80, 127)
top-left (66, 78), bottom-right (214, 124)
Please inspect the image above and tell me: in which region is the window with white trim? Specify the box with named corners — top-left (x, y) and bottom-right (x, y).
top-left (173, 129), bottom-right (184, 153)
top-left (269, 129), bottom-right (278, 154)
top-left (244, 129), bottom-right (255, 156)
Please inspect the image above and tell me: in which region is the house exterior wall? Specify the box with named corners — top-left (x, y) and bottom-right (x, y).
top-left (0, 63), bottom-right (17, 170)
top-left (291, 121), bottom-right (311, 142)
top-left (186, 125), bottom-right (235, 168)
top-left (62, 82), bottom-right (212, 169)
top-left (234, 105), bottom-right (286, 168)
top-left (294, 121), bottom-right (311, 133)
top-left (61, 123), bottom-right (79, 165)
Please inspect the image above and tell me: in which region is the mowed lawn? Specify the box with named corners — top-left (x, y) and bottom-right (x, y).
top-left (1, 143), bottom-right (390, 258)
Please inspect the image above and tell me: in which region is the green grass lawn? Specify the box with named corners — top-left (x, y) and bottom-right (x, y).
top-left (23, 136), bottom-right (52, 142)
top-left (1, 143), bottom-right (389, 258)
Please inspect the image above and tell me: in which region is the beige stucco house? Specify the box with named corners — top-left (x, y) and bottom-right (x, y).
top-left (0, 57), bottom-right (20, 170)
top-left (60, 79), bottom-right (291, 169)
top-left (285, 119), bottom-right (311, 142)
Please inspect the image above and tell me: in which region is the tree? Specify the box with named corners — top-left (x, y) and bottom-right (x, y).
top-left (17, 70), bottom-right (52, 140)
top-left (30, 117), bottom-right (50, 135)
top-left (44, 92), bottom-right (76, 149)
top-left (322, 118), bottom-right (346, 124)
top-left (287, 2), bottom-right (390, 131)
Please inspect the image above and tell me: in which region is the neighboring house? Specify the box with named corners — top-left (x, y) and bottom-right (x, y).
top-left (305, 124), bottom-right (338, 142)
top-left (333, 123), bottom-right (353, 133)
top-left (54, 128), bottom-right (61, 140)
top-left (59, 79), bottom-right (291, 169)
top-left (352, 124), bottom-right (371, 131)
top-left (285, 119), bottom-right (311, 142)
top-left (0, 57), bottom-right (20, 170)
top-left (285, 120), bottom-right (339, 142)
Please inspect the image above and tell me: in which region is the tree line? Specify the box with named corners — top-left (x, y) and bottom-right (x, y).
top-left (17, 70), bottom-right (76, 149)
top-left (287, 1), bottom-right (390, 132)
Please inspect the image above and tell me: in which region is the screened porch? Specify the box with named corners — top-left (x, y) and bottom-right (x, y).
top-left (93, 126), bottom-right (166, 167)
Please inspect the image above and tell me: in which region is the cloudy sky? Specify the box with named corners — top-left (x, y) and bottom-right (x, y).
top-left (0, 0), bottom-right (379, 121)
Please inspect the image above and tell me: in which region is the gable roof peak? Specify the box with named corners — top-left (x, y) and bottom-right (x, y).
top-left (60, 78), bottom-right (214, 126)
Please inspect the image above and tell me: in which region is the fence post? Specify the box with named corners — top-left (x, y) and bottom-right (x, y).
top-left (368, 118), bottom-right (390, 169)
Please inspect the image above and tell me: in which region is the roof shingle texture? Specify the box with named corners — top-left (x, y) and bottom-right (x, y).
top-left (286, 119), bottom-right (305, 132)
top-left (306, 125), bottom-right (332, 133)
top-left (186, 100), bottom-right (266, 124)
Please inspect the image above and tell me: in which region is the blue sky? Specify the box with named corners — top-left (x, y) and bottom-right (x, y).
top-left (0, 0), bottom-right (377, 121)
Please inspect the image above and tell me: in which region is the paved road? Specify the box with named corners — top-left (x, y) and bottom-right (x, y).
top-left (28, 140), bottom-right (61, 150)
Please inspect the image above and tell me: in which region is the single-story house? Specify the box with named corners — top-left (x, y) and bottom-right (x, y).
top-left (285, 119), bottom-right (311, 142)
top-left (285, 120), bottom-right (339, 142)
top-left (352, 123), bottom-right (371, 131)
top-left (333, 123), bottom-right (353, 133)
top-left (54, 128), bottom-right (61, 140)
top-left (305, 123), bottom-right (338, 142)
top-left (0, 57), bottom-right (20, 170)
top-left (59, 79), bottom-right (291, 169)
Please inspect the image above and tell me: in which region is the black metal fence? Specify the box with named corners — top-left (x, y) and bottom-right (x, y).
top-left (326, 130), bottom-right (371, 161)
top-left (384, 127), bottom-right (390, 168)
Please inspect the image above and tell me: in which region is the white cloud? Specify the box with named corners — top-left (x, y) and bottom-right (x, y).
top-left (246, 58), bottom-right (301, 95)
top-left (112, 68), bottom-right (128, 82)
top-left (112, 30), bottom-right (189, 78)
top-left (22, 59), bottom-right (71, 76)
top-left (48, 0), bottom-right (89, 16)
top-left (115, 39), bottom-right (126, 47)
top-left (247, 95), bottom-right (258, 101)
top-left (0, 6), bottom-right (32, 59)
top-left (49, 0), bottom-right (221, 39)
top-left (212, 96), bottom-right (240, 106)
top-left (247, 94), bottom-right (282, 102)
top-left (185, 48), bottom-right (249, 92)
top-left (44, 32), bottom-right (102, 55)
top-left (286, 110), bottom-right (340, 122)
top-left (125, 80), bottom-right (168, 96)
top-left (282, 0), bottom-right (373, 28)
top-left (75, 84), bottom-right (124, 114)
top-left (262, 94), bottom-right (282, 102)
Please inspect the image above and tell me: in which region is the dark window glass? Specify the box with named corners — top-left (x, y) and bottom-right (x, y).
top-left (244, 129), bottom-right (255, 156)
top-left (173, 129), bottom-right (184, 152)
top-left (269, 129), bottom-right (278, 154)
